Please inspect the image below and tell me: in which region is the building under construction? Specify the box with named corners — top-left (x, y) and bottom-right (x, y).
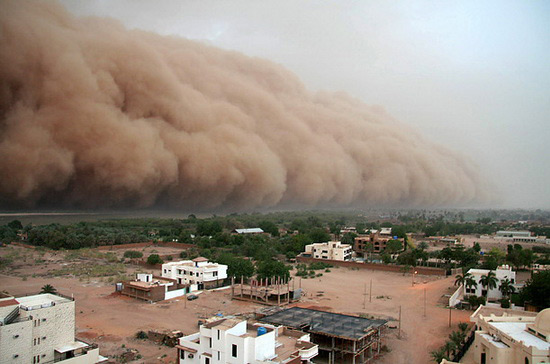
top-left (230, 277), bottom-right (301, 306)
top-left (259, 307), bottom-right (387, 363)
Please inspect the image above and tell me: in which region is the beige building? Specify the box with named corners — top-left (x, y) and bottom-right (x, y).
top-left (303, 241), bottom-right (352, 261)
top-left (469, 306), bottom-right (550, 364)
top-left (0, 293), bottom-right (104, 364)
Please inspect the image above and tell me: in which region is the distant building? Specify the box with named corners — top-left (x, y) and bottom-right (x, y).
top-left (466, 265), bottom-right (517, 300)
top-left (469, 305), bottom-right (549, 364)
top-left (120, 273), bottom-right (188, 302)
top-left (303, 241), bottom-right (352, 261)
top-left (162, 257), bottom-right (228, 291)
top-left (232, 228), bottom-right (264, 235)
top-left (0, 293), bottom-right (104, 364)
top-left (495, 230), bottom-right (532, 238)
top-left (354, 228), bottom-right (404, 254)
top-left (177, 316), bottom-right (318, 364)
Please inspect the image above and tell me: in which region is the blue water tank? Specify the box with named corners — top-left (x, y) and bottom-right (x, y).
top-left (257, 327), bottom-right (267, 336)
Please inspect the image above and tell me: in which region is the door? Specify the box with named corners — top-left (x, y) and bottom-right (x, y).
top-left (481, 352), bottom-right (486, 364)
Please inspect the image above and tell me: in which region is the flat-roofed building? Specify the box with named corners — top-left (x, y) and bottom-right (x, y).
top-left (469, 305), bottom-right (549, 364)
top-left (465, 265), bottom-right (516, 300)
top-left (177, 316), bottom-right (318, 364)
top-left (0, 294), bottom-right (104, 364)
top-left (162, 257), bottom-right (228, 291)
top-left (120, 273), bottom-right (188, 302)
top-left (496, 230), bottom-right (532, 238)
top-left (303, 241), bottom-right (352, 261)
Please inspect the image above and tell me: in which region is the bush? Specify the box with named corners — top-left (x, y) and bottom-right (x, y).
top-left (500, 298), bottom-right (511, 308)
top-left (136, 331), bottom-right (148, 339)
top-left (147, 254), bottom-right (163, 265)
top-left (123, 250), bottom-right (143, 259)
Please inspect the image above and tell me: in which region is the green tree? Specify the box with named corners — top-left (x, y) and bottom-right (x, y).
top-left (341, 232), bottom-right (357, 245)
top-left (7, 220), bottom-right (23, 230)
top-left (449, 330), bottom-right (466, 347)
top-left (454, 272), bottom-right (472, 287)
top-left (40, 284), bottom-right (57, 294)
top-left (256, 260), bottom-right (290, 281)
top-left (385, 239), bottom-right (403, 254)
top-left (147, 254), bottom-right (163, 265)
top-left (258, 221), bottom-right (279, 237)
top-left (123, 250), bottom-right (143, 259)
top-left (458, 322), bottom-right (469, 334)
top-left (308, 228), bottom-right (330, 243)
top-left (430, 348), bottom-right (447, 363)
top-left (417, 242), bottom-right (429, 251)
top-left (465, 276), bottom-right (478, 295)
top-left (518, 271), bottom-right (550, 309)
top-left (480, 271), bottom-right (498, 297)
top-left (499, 278), bottom-right (516, 298)
top-left (443, 340), bottom-right (457, 357)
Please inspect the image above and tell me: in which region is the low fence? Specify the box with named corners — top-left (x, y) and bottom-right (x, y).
top-left (296, 256), bottom-right (448, 276)
top-left (97, 241), bottom-right (195, 250)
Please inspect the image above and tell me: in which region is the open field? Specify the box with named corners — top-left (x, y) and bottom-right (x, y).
top-left (0, 244), bottom-right (471, 364)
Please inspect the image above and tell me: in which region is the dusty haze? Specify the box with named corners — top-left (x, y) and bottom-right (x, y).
top-left (0, 1), bottom-right (492, 211)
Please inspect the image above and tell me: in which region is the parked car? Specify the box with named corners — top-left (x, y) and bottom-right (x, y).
top-left (187, 294), bottom-right (198, 301)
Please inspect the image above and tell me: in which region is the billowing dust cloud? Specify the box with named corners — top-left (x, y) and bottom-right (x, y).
top-left (0, 1), bottom-right (492, 210)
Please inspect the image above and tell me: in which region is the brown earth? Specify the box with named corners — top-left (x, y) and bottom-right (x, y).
top-left (1, 244), bottom-right (471, 364)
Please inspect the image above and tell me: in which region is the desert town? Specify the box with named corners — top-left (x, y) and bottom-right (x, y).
top-left (1, 211), bottom-right (549, 364)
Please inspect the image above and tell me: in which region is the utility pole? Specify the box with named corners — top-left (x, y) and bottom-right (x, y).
top-left (398, 305), bottom-right (402, 339)
top-left (363, 282), bottom-right (367, 309)
top-left (369, 279), bottom-right (372, 303)
top-left (423, 288), bottom-right (426, 317)
top-left (449, 306), bottom-right (452, 327)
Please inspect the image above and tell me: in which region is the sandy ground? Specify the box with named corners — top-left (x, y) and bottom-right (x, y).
top-left (1, 245), bottom-right (472, 364)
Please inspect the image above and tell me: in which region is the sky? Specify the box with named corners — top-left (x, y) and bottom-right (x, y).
top-left (60, 0), bottom-right (550, 209)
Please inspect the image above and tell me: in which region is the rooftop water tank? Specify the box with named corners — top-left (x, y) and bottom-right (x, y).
top-left (257, 327), bottom-right (267, 336)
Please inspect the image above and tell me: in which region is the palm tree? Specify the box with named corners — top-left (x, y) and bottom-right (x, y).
top-left (465, 276), bottom-right (478, 296)
top-left (480, 271), bottom-right (498, 298)
top-left (449, 330), bottom-right (466, 347)
top-left (499, 278), bottom-right (516, 298)
top-left (454, 272), bottom-right (472, 286)
top-left (430, 348), bottom-right (447, 363)
top-left (443, 340), bottom-right (457, 357)
top-left (40, 284), bottom-right (57, 294)
top-left (458, 322), bottom-right (469, 334)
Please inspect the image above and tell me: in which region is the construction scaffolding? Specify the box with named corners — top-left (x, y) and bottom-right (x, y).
top-left (230, 276), bottom-right (301, 306)
top-left (259, 307), bottom-right (387, 364)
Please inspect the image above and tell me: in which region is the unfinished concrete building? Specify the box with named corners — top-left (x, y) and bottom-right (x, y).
top-left (231, 277), bottom-right (301, 306)
top-left (259, 307), bottom-right (387, 364)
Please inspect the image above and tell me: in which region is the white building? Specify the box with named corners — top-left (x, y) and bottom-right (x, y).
top-left (177, 317), bottom-right (318, 364)
top-left (469, 306), bottom-right (550, 364)
top-left (233, 228), bottom-right (264, 234)
top-left (466, 265), bottom-right (517, 300)
top-left (303, 241), bottom-right (353, 261)
top-left (162, 257), bottom-right (228, 291)
top-left (0, 293), bottom-right (104, 364)
top-left (496, 230), bottom-right (532, 238)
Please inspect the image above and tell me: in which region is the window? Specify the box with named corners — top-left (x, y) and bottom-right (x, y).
top-left (525, 358), bottom-right (529, 364)
top-left (217, 351), bottom-right (220, 360)
top-left (217, 330), bottom-right (220, 340)
top-left (180, 350), bottom-right (185, 359)
top-left (232, 344), bottom-right (237, 358)
top-left (13, 334), bottom-right (19, 339)
top-left (213, 271), bottom-right (218, 277)
top-left (209, 338), bottom-right (212, 348)
top-left (205, 358), bottom-right (210, 364)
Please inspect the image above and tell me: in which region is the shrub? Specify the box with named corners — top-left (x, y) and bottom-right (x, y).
top-left (136, 331), bottom-right (148, 339)
top-left (500, 298), bottom-right (511, 308)
top-left (147, 254), bottom-right (163, 265)
top-left (123, 250), bottom-right (143, 259)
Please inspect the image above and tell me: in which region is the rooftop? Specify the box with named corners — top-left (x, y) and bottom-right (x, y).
top-left (234, 228), bottom-right (264, 234)
top-left (488, 322), bottom-right (550, 350)
top-left (17, 293), bottom-right (72, 309)
top-left (260, 307), bottom-right (387, 340)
